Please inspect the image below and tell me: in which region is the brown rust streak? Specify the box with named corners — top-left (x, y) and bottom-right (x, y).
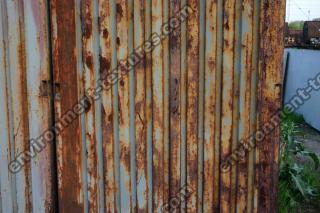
top-left (99, 0), bottom-right (117, 212)
top-left (186, 0), bottom-right (199, 212)
top-left (169, 0), bottom-right (181, 211)
top-left (50, 0), bottom-right (84, 212)
top-left (162, 0), bottom-right (170, 208)
top-left (203, 0), bottom-right (217, 212)
top-left (116, 0), bottom-right (132, 210)
top-left (236, 0), bottom-right (254, 212)
top-left (152, 0), bottom-right (165, 211)
top-left (134, 0), bottom-right (148, 212)
top-left (144, 0), bottom-right (153, 211)
top-left (17, 8), bottom-right (32, 211)
top-left (220, 0), bottom-right (236, 212)
top-left (255, 0), bottom-right (284, 212)
top-left (81, 0), bottom-right (99, 212)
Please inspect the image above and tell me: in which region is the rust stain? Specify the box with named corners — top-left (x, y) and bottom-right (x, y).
top-left (85, 54), bottom-right (93, 70)
top-left (41, 0), bottom-right (284, 211)
top-left (186, 0), bottom-right (199, 211)
top-left (203, 0), bottom-right (218, 211)
top-left (116, 3), bottom-right (123, 21)
top-left (255, 0), bottom-right (284, 212)
top-left (50, 0), bottom-right (84, 212)
top-left (169, 0), bottom-right (181, 212)
top-left (17, 17), bottom-right (33, 211)
top-left (99, 0), bottom-right (117, 211)
top-left (82, 1), bottom-right (92, 39)
top-left (134, 0), bottom-right (148, 211)
top-left (99, 56), bottom-right (111, 75)
top-left (102, 29), bottom-right (109, 39)
top-left (81, 0), bottom-right (100, 211)
top-left (219, 0), bottom-right (236, 212)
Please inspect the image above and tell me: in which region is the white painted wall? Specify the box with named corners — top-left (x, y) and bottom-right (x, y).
top-left (284, 48), bottom-right (320, 131)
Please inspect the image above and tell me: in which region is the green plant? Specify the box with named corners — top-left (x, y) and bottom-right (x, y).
top-left (282, 109), bottom-right (305, 124)
top-left (288, 21), bottom-right (304, 30)
top-left (278, 119), bottom-right (320, 212)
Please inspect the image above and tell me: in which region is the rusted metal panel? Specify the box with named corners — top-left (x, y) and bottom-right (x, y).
top-left (24, 0), bottom-right (56, 212)
top-left (151, 0), bottom-right (165, 212)
top-left (133, 0), bottom-right (149, 211)
top-left (115, 0), bottom-right (133, 211)
top-left (186, 0), bottom-right (199, 211)
top-left (1, 0), bottom-right (285, 212)
top-left (50, 0), bottom-right (85, 212)
top-left (99, 0), bottom-right (117, 212)
top-left (169, 0), bottom-right (182, 211)
top-left (236, 0), bottom-right (254, 212)
top-left (220, 0), bottom-right (236, 212)
top-left (0, 2), bottom-right (15, 212)
top-left (81, 0), bottom-right (105, 212)
top-left (203, 0), bottom-right (218, 211)
top-left (254, 0), bottom-right (285, 212)
top-left (0, 0), bottom-right (55, 212)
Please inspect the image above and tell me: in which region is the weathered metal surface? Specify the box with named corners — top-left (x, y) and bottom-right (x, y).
top-left (50, 0), bottom-right (85, 212)
top-left (0, 0), bottom-right (55, 212)
top-left (0, 0), bottom-right (285, 212)
top-left (254, 0), bottom-right (285, 212)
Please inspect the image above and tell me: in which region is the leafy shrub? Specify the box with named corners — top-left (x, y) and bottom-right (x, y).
top-left (278, 118), bottom-right (320, 212)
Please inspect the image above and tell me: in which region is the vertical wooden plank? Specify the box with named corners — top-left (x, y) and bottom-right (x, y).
top-left (169, 0), bottom-right (181, 210)
top-left (133, 0), bottom-right (149, 211)
top-left (255, 0), bottom-right (284, 212)
top-left (115, 0), bottom-right (132, 211)
top-left (236, 0), bottom-right (254, 212)
top-left (151, 0), bottom-right (165, 211)
top-left (203, 0), bottom-right (218, 211)
top-left (185, 0), bottom-right (199, 212)
top-left (99, 0), bottom-right (117, 212)
top-left (50, 0), bottom-right (85, 211)
top-left (220, 0), bottom-right (236, 212)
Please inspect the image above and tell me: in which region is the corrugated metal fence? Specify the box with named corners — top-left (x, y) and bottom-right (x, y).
top-left (0, 0), bottom-right (285, 212)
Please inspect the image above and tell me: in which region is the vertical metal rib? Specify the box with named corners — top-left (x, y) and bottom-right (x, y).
top-left (168, 0), bottom-right (182, 211)
top-left (232, 0), bottom-right (243, 212)
top-left (0, 1), bottom-right (15, 211)
top-left (220, 0), bottom-right (236, 212)
top-left (214, 0), bottom-right (224, 211)
top-left (203, 0), bottom-right (218, 211)
top-left (151, 0), bottom-right (165, 211)
top-left (109, 0), bottom-right (121, 211)
top-left (99, 0), bottom-right (116, 211)
top-left (75, 0), bottom-right (89, 212)
top-left (128, 0), bottom-right (137, 210)
top-left (163, 0), bottom-right (170, 208)
top-left (133, 0), bottom-right (148, 211)
top-left (180, 0), bottom-right (187, 212)
top-left (197, 0), bottom-right (206, 212)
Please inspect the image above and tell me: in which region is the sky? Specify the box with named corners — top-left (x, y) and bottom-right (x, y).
top-left (286, 0), bottom-right (320, 22)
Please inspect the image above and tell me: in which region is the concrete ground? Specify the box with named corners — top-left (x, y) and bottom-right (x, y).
top-left (296, 123), bottom-right (320, 156)
top-left (294, 123), bottom-right (320, 213)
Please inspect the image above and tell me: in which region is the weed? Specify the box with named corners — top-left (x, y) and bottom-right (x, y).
top-left (278, 113), bottom-right (320, 212)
